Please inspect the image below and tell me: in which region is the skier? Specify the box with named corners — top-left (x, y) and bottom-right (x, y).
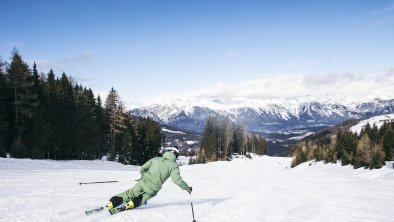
top-left (107, 147), bottom-right (192, 214)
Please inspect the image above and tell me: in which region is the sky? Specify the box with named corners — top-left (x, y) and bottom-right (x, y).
top-left (1, 0), bottom-right (394, 107)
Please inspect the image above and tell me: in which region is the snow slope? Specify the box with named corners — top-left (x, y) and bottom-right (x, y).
top-left (0, 156), bottom-right (393, 222)
top-left (350, 114), bottom-right (394, 135)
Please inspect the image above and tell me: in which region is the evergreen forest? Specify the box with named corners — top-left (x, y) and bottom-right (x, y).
top-left (191, 115), bottom-right (267, 164)
top-left (0, 49), bottom-right (162, 165)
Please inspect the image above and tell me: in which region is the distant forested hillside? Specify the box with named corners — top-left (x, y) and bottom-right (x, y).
top-left (290, 117), bottom-right (394, 169)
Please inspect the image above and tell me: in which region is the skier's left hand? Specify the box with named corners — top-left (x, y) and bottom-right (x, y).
top-left (187, 187), bottom-right (192, 194)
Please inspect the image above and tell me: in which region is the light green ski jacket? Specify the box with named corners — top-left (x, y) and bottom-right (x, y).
top-left (140, 151), bottom-right (189, 192)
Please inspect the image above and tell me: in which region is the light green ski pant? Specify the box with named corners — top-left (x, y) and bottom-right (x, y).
top-left (116, 179), bottom-right (157, 205)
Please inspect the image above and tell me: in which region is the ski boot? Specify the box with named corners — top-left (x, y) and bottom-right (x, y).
top-left (108, 195), bottom-right (143, 215)
top-left (107, 196), bottom-right (123, 209)
top-left (126, 195), bottom-right (143, 209)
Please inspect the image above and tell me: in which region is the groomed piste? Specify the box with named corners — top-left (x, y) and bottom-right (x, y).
top-left (0, 155), bottom-right (393, 222)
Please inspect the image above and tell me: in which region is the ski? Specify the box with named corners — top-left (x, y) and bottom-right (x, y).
top-left (108, 202), bottom-right (129, 215)
top-left (85, 203), bottom-right (129, 216)
top-left (84, 206), bottom-right (105, 215)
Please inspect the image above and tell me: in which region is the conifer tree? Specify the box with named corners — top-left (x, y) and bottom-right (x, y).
top-left (0, 58), bottom-right (9, 157)
top-left (336, 130), bottom-right (357, 165)
top-left (128, 117), bottom-right (162, 165)
top-left (80, 88), bottom-right (99, 159)
top-left (201, 116), bottom-right (216, 161)
top-left (42, 69), bottom-right (58, 159)
top-left (95, 95), bottom-right (107, 159)
top-left (383, 128), bottom-right (394, 161)
top-left (354, 134), bottom-right (372, 168)
top-left (255, 135), bottom-right (267, 155)
top-left (142, 117), bottom-right (162, 161)
top-left (232, 125), bottom-right (243, 155)
top-left (24, 63), bottom-right (46, 159)
top-left (246, 136), bottom-right (252, 154)
top-left (53, 73), bottom-right (75, 159)
top-left (371, 144), bottom-right (385, 169)
top-left (224, 120), bottom-right (233, 160)
top-left (379, 121), bottom-right (389, 138)
top-left (121, 115), bottom-right (137, 164)
top-left (7, 49), bottom-right (38, 157)
top-left (363, 123), bottom-right (371, 136)
top-left (369, 125), bottom-right (380, 145)
top-left (105, 88), bottom-right (126, 159)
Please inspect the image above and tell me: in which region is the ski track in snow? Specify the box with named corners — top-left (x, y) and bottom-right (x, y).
top-left (0, 157), bottom-right (393, 222)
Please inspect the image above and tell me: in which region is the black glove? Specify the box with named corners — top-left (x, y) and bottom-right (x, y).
top-left (187, 187), bottom-right (192, 194)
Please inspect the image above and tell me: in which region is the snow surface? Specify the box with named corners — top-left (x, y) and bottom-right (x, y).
top-left (186, 140), bottom-right (197, 145)
top-left (288, 132), bottom-right (314, 141)
top-left (1, 156), bottom-right (393, 222)
top-left (162, 128), bottom-right (186, 134)
top-left (350, 114), bottom-right (394, 135)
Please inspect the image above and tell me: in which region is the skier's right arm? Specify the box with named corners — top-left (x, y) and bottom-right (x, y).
top-left (170, 165), bottom-right (189, 191)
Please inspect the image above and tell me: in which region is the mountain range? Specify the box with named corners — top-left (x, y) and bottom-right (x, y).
top-left (130, 96), bottom-right (394, 132)
top-left (129, 96), bottom-right (394, 155)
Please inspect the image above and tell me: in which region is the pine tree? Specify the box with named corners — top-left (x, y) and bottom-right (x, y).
top-left (223, 120), bottom-right (233, 160)
top-left (77, 87), bottom-right (98, 159)
top-left (246, 136), bottom-right (252, 154)
top-left (24, 63), bottom-right (46, 159)
top-left (324, 137), bottom-right (337, 164)
top-left (291, 142), bottom-right (308, 167)
top-left (73, 84), bottom-right (84, 159)
top-left (255, 135), bottom-right (267, 155)
top-left (121, 115), bottom-right (137, 164)
top-left (0, 58), bottom-right (10, 153)
top-left (354, 134), bottom-right (372, 169)
top-left (105, 87), bottom-right (126, 159)
top-left (43, 69), bottom-right (59, 159)
top-left (369, 125), bottom-right (380, 145)
top-left (379, 121), bottom-right (390, 138)
top-left (362, 123), bottom-right (371, 136)
top-left (201, 116), bottom-right (216, 161)
top-left (383, 128), bottom-right (394, 161)
top-left (371, 144), bottom-right (385, 169)
top-left (336, 130), bottom-right (357, 165)
top-left (129, 116), bottom-right (162, 165)
top-left (232, 125), bottom-right (243, 155)
top-left (95, 95), bottom-right (108, 159)
top-left (7, 50), bottom-right (38, 147)
top-left (142, 117), bottom-right (162, 162)
top-left (0, 57), bottom-right (10, 156)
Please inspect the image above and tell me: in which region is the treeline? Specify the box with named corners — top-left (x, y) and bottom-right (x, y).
top-left (291, 120), bottom-right (394, 169)
top-left (190, 115), bottom-right (267, 164)
top-left (0, 49), bottom-right (161, 165)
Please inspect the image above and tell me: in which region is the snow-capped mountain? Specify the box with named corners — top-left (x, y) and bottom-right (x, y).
top-left (129, 96), bottom-right (394, 134)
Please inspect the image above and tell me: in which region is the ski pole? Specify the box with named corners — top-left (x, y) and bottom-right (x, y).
top-left (79, 179), bottom-right (136, 185)
top-left (190, 193), bottom-right (196, 222)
